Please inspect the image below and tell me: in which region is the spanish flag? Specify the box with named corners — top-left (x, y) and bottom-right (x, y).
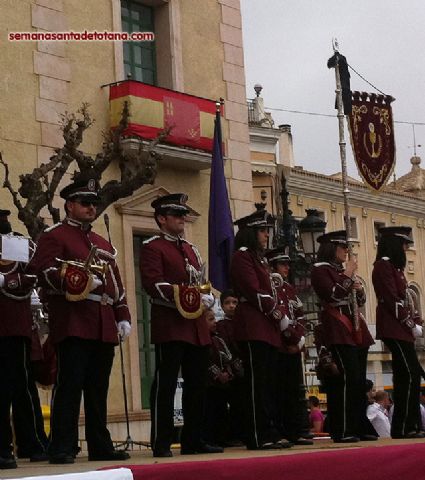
top-left (110, 80), bottom-right (217, 152)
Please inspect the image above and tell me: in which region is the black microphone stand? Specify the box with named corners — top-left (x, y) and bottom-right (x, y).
top-left (115, 335), bottom-right (150, 451)
top-left (103, 213), bottom-right (149, 451)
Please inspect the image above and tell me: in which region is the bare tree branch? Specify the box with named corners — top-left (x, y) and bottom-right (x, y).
top-left (1, 102), bottom-right (167, 239)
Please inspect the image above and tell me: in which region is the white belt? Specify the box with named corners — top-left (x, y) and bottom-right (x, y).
top-left (87, 293), bottom-right (114, 306)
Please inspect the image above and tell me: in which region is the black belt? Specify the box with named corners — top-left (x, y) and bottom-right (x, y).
top-left (151, 298), bottom-right (177, 310)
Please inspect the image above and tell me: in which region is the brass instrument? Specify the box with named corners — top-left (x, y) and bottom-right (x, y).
top-left (56, 245), bottom-right (109, 277)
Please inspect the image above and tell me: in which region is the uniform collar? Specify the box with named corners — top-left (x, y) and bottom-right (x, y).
top-left (64, 217), bottom-right (92, 232)
top-left (161, 231), bottom-right (184, 243)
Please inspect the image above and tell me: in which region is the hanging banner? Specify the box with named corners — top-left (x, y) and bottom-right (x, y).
top-left (347, 91), bottom-right (395, 192)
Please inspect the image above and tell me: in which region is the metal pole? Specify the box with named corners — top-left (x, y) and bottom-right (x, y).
top-left (332, 41), bottom-right (360, 336)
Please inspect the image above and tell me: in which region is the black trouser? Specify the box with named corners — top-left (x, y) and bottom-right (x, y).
top-left (48, 337), bottom-right (115, 457)
top-left (383, 338), bottom-right (422, 437)
top-left (12, 360), bottom-right (48, 457)
top-left (202, 380), bottom-right (246, 446)
top-left (0, 336), bottom-right (47, 458)
top-left (150, 341), bottom-right (209, 452)
top-left (325, 345), bottom-right (371, 440)
top-left (276, 352), bottom-right (307, 441)
top-left (202, 386), bottom-right (230, 446)
top-left (239, 341), bottom-right (280, 449)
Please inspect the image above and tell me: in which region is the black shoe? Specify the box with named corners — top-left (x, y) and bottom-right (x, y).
top-left (291, 438), bottom-right (314, 446)
top-left (181, 443), bottom-right (223, 455)
top-left (0, 456), bottom-right (17, 470)
top-left (88, 450), bottom-right (130, 461)
top-left (301, 432), bottom-right (315, 440)
top-left (393, 431), bottom-right (425, 439)
top-left (30, 452), bottom-right (49, 462)
top-left (248, 441), bottom-right (282, 450)
top-left (333, 436), bottom-right (360, 443)
top-left (153, 449), bottom-right (173, 458)
top-left (49, 453), bottom-right (75, 464)
top-left (276, 439), bottom-right (294, 448)
top-left (359, 435), bottom-right (378, 441)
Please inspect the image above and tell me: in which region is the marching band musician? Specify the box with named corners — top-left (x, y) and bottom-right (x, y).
top-left (0, 210), bottom-right (48, 470)
top-left (140, 193), bottom-right (221, 458)
top-left (311, 230), bottom-right (375, 443)
top-left (230, 210), bottom-right (292, 450)
top-left (28, 174), bottom-right (132, 464)
top-left (372, 226), bottom-right (424, 439)
top-left (265, 247), bottom-right (312, 446)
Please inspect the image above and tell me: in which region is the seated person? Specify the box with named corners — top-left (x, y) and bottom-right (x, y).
top-left (309, 396), bottom-right (325, 434)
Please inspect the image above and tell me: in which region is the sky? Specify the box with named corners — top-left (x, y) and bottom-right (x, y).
top-left (241, 0), bottom-right (425, 180)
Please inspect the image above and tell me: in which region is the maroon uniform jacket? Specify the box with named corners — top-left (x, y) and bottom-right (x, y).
top-left (311, 262), bottom-right (373, 348)
top-left (275, 279), bottom-right (306, 354)
top-left (230, 248), bottom-right (281, 348)
top-left (0, 258), bottom-right (36, 339)
top-left (140, 232), bottom-right (210, 346)
top-left (28, 218), bottom-right (130, 345)
top-left (372, 258), bottom-right (415, 343)
top-left (207, 333), bottom-right (234, 387)
top-left (217, 315), bottom-right (240, 357)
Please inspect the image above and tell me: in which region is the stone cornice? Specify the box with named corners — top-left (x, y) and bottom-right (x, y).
top-left (286, 168), bottom-right (425, 217)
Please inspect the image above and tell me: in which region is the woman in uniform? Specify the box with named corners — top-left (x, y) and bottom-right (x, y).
top-left (230, 210), bottom-right (291, 450)
top-left (372, 226), bottom-right (424, 439)
top-left (311, 230), bottom-right (375, 443)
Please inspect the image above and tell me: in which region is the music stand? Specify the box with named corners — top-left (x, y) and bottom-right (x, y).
top-left (115, 336), bottom-right (150, 451)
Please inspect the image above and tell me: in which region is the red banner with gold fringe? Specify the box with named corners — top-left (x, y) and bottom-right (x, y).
top-left (347, 91), bottom-right (396, 191)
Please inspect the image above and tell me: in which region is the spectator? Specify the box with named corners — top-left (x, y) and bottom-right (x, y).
top-left (366, 390), bottom-right (391, 438)
top-left (309, 396), bottom-right (325, 434)
top-left (202, 309), bottom-right (236, 446)
top-left (216, 290), bottom-right (245, 445)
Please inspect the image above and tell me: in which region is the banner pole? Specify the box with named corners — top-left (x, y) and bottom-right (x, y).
top-left (332, 39), bottom-right (360, 338)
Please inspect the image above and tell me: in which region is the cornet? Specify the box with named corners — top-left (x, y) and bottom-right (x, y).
top-left (56, 245), bottom-right (108, 277)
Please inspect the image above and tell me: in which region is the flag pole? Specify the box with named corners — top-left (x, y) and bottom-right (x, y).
top-left (332, 39), bottom-right (361, 339)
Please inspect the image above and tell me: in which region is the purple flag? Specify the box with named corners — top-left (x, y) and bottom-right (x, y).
top-left (208, 109), bottom-right (234, 292)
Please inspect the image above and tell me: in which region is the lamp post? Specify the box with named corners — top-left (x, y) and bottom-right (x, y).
top-left (298, 209), bottom-right (327, 261)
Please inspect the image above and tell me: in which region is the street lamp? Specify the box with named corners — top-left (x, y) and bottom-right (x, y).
top-left (298, 209), bottom-right (327, 260)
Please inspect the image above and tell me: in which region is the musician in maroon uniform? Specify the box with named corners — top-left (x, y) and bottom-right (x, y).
top-left (0, 210), bottom-right (47, 470)
top-left (230, 210), bottom-right (292, 450)
top-left (372, 226), bottom-right (424, 439)
top-left (28, 175), bottom-right (131, 464)
top-left (140, 193), bottom-right (222, 457)
top-left (311, 230), bottom-right (375, 443)
top-left (265, 247), bottom-right (312, 446)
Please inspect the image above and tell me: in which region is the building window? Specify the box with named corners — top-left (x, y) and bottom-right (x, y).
top-left (121, 0), bottom-right (157, 85)
top-left (373, 221), bottom-right (386, 243)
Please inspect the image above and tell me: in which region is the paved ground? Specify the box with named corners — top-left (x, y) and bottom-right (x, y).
top-left (2, 438), bottom-right (425, 479)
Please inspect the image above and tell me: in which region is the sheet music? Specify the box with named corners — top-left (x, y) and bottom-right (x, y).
top-left (1, 235), bottom-right (29, 262)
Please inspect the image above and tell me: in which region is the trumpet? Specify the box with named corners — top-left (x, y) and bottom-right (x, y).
top-left (56, 245), bottom-right (109, 277)
top-left (198, 281), bottom-right (212, 294)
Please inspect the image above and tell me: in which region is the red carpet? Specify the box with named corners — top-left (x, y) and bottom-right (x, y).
top-left (105, 443), bottom-right (425, 480)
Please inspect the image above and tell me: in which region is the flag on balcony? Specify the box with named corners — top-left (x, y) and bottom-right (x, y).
top-left (109, 80), bottom-right (216, 152)
top-left (208, 107), bottom-right (234, 292)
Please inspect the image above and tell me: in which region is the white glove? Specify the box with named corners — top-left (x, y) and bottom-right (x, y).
top-left (117, 320), bottom-right (132, 340)
top-left (412, 324), bottom-right (423, 338)
top-left (279, 314), bottom-right (290, 332)
top-left (31, 289), bottom-right (42, 306)
top-left (0, 273), bottom-right (4, 288)
top-left (90, 276), bottom-right (103, 292)
top-left (201, 293), bottom-right (215, 309)
top-left (297, 336), bottom-right (306, 350)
